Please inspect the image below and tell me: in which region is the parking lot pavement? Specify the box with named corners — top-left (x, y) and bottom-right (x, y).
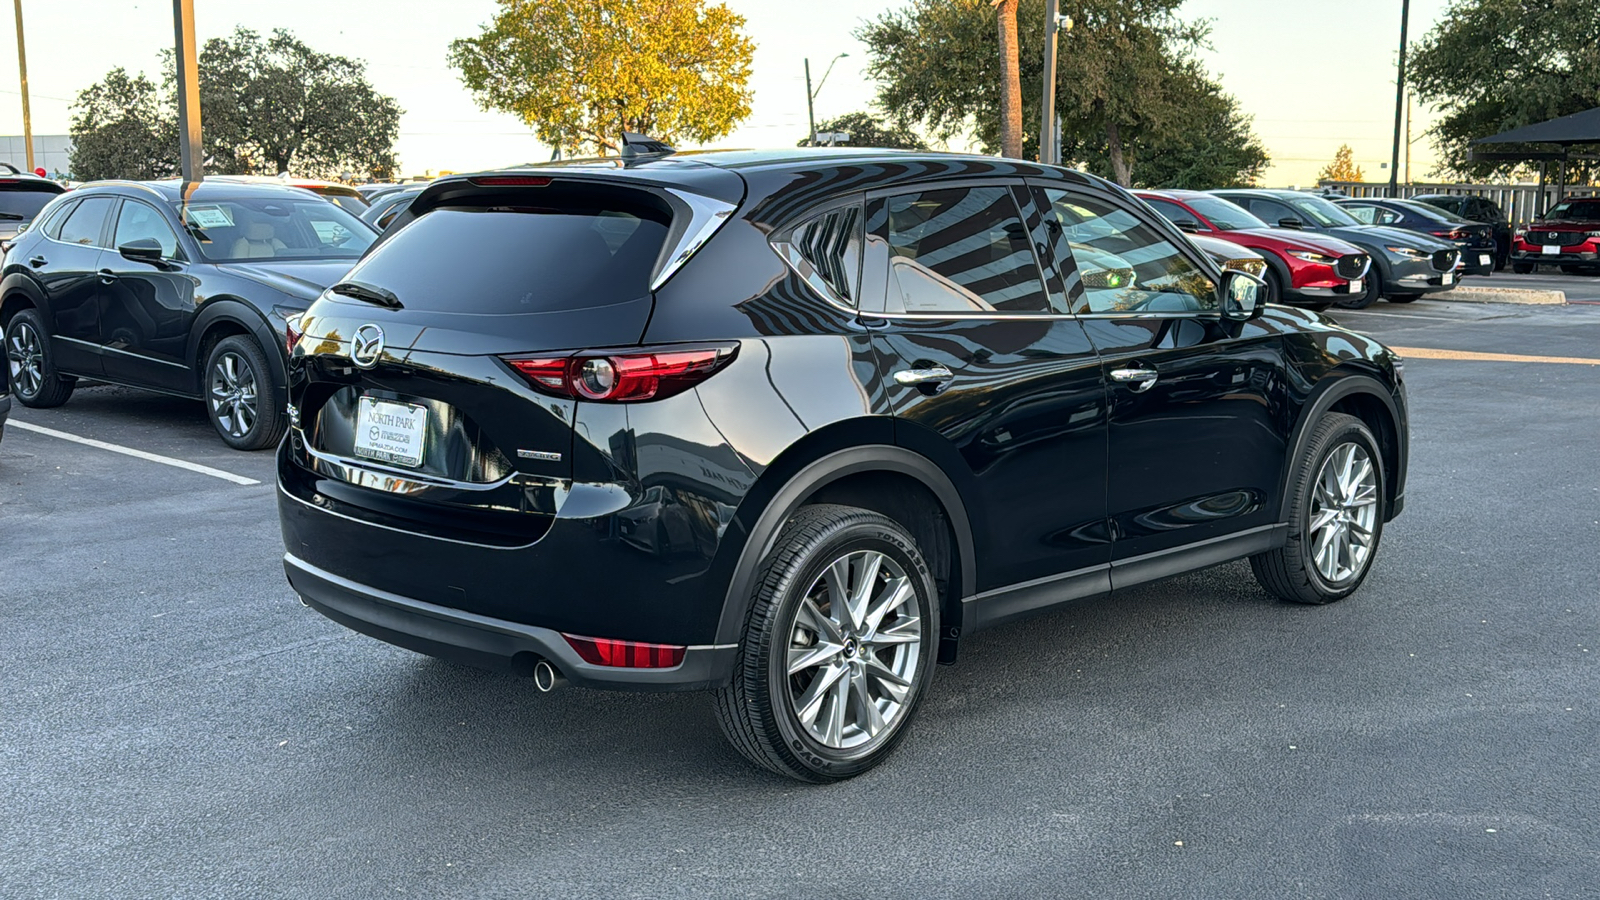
top-left (1450, 267), bottom-right (1600, 302)
top-left (4, 301), bottom-right (1599, 899)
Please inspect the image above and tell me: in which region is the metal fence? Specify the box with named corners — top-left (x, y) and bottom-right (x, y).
top-left (1319, 181), bottom-right (1600, 228)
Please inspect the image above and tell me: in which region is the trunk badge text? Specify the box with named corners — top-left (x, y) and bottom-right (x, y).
top-left (351, 324), bottom-right (385, 369)
top-left (518, 449), bottom-right (563, 462)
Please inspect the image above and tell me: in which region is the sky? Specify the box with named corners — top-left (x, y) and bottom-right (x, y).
top-left (2, 0), bottom-right (1453, 186)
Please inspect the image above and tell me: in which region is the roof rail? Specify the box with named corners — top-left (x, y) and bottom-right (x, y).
top-left (619, 132), bottom-right (675, 166)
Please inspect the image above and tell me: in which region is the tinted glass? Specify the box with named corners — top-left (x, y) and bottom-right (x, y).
top-left (340, 201), bottom-right (670, 315)
top-left (0, 185), bottom-right (61, 221)
top-left (1422, 196), bottom-right (1464, 215)
top-left (57, 196), bottom-right (115, 246)
top-left (172, 197), bottom-right (376, 262)
top-left (308, 187), bottom-right (370, 212)
top-left (875, 186), bottom-right (1050, 314)
top-left (114, 200), bottom-right (182, 259)
top-left (774, 204), bottom-right (862, 306)
top-left (1393, 200), bottom-right (1456, 224)
top-left (1043, 188), bottom-right (1215, 314)
top-left (1545, 200), bottom-right (1600, 220)
top-left (1144, 198), bottom-right (1200, 226)
top-left (37, 198), bottom-right (75, 238)
top-left (1285, 195), bottom-right (1361, 227)
top-left (1343, 204), bottom-right (1378, 224)
top-left (1185, 196), bottom-right (1267, 231)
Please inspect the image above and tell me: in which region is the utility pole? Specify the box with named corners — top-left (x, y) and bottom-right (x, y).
top-left (1040, 0), bottom-right (1060, 165)
top-left (12, 0), bottom-right (31, 174)
top-left (804, 58), bottom-right (815, 148)
top-left (1404, 92), bottom-right (1411, 185)
top-left (173, 0), bottom-right (203, 186)
top-left (1388, 0), bottom-right (1410, 198)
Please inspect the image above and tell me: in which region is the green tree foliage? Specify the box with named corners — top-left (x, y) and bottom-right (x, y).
top-left (859, 0), bottom-right (1269, 187)
top-left (69, 30), bottom-right (400, 182)
top-left (797, 112), bottom-right (929, 149)
top-left (449, 0), bottom-right (755, 156)
top-left (1409, 0), bottom-right (1600, 181)
top-left (67, 68), bottom-right (178, 181)
top-left (1318, 144), bottom-right (1364, 183)
top-left (197, 28), bottom-right (402, 179)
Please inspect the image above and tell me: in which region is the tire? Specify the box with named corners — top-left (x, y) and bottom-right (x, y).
top-left (713, 503), bottom-right (940, 782)
top-left (204, 335), bottom-right (285, 450)
top-left (1386, 293), bottom-right (1422, 303)
top-left (1512, 262), bottom-right (1534, 274)
top-left (4, 308), bottom-right (76, 408)
top-left (1251, 413), bottom-right (1385, 604)
top-left (1262, 267), bottom-right (1283, 306)
top-left (1336, 268), bottom-right (1380, 309)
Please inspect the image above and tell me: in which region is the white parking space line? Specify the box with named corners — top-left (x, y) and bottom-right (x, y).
top-left (1335, 310), bottom-right (1472, 322)
top-left (8, 421), bottom-right (262, 486)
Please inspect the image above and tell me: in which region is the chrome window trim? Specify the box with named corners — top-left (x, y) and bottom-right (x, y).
top-left (649, 188), bottom-right (738, 292)
top-left (296, 430), bottom-right (566, 495)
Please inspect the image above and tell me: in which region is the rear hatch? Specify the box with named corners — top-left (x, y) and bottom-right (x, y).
top-left (0, 177), bottom-right (65, 239)
top-left (285, 170), bottom-right (740, 538)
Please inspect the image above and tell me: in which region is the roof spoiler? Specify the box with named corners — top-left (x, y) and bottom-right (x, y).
top-left (620, 132), bottom-right (675, 166)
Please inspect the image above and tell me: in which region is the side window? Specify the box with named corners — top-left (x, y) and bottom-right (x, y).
top-left (1144, 198), bottom-right (1200, 229)
top-left (37, 199), bottom-right (76, 239)
top-left (1247, 198), bottom-right (1297, 226)
top-left (56, 196), bottom-right (116, 247)
top-left (872, 185), bottom-right (1050, 315)
top-left (1375, 208), bottom-right (1403, 225)
top-left (113, 200), bottom-right (183, 259)
top-left (1344, 204), bottom-right (1378, 225)
top-left (772, 203), bottom-right (862, 308)
top-left (1041, 187), bottom-right (1216, 315)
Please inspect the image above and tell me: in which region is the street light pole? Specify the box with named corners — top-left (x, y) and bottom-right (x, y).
top-left (12, 0), bottom-right (32, 174)
top-left (173, 0), bottom-right (203, 186)
top-left (1388, 0), bottom-right (1410, 198)
top-left (804, 53), bottom-right (848, 147)
top-left (1040, 0), bottom-right (1058, 165)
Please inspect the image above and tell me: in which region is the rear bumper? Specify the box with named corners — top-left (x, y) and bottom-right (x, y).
top-left (284, 552), bottom-right (738, 691)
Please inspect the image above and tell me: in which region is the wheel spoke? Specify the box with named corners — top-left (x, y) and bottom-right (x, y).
top-left (823, 669), bottom-right (850, 745)
top-left (862, 575), bottom-right (912, 639)
top-left (844, 552), bottom-right (883, 633)
top-left (1308, 506), bottom-right (1341, 534)
top-left (794, 661), bottom-right (848, 727)
top-left (787, 640), bottom-right (843, 676)
top-left (850, 669), bottom-right (887, 738)
top-left (868, 614), bottom-right (921, 647)
top-left (797, 597), bottom-right (844, 646)
top-left (862, 655), bottom-right (911, 704)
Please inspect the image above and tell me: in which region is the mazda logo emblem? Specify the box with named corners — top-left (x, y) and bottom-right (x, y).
top-left (351, 324), bottom-right (384, 369)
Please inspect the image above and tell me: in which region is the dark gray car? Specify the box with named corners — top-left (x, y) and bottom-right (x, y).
top-left (1213, 189), bottom-right (1460, 309)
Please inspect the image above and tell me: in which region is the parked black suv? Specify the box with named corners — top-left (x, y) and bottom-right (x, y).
top-left (1, 180), bottom-right (376, 448)
top-left (279, 149), bottom-right (1409, 782)
top-left (1412, 194), bottom-right (1511, 270)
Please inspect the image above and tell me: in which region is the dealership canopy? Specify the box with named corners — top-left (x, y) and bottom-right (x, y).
top-left (1474, 107), bottom-right (1600, 146)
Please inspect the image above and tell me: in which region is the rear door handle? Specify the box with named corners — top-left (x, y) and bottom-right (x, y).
top-left (98, 268), bottom-right (117, 284)
top-left (894, 365), bottom-right (955, 386)
top-left (27, 255), bottom-right (46, 268)
top-left (1110, 365), bottom-right (1159, 393)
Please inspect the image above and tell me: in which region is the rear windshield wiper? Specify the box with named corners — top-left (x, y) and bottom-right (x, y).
top-left (329, 280), bottom-right (403, 309)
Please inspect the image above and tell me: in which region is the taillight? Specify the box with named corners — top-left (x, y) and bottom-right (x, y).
top-left (285, 313), bottom-right (306, 355)
top-left (562, 633), bottom-right (686, 668)
top-left (1431, 229), bottom-right (1467, 240)
top-left (505, 343), bottom-right (738, 402)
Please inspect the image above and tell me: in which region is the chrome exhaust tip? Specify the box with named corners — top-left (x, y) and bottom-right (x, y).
top-left (533, 658), bottom-right (566, 693)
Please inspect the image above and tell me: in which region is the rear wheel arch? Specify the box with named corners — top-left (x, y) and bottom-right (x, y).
top-left (713, 440), bottom-right (977, 654)
top-left (189, 300), bottom-right (287, 395)
top-left (1279, 372), bottom-right (1403, 523)
top-left (1, 279), bottom-right (44, 327)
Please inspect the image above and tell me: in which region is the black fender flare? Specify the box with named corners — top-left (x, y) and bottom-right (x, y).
top-left (187, 299), bottom-right (288, 395)
top-left (712, 443), bottom-right (978, 646)
top-left (1275, 369), bottom-right (1404, 522)
top-left (0, 271), bottom-right (47, 321)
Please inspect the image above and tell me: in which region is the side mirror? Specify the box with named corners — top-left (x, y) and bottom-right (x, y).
top-left (1220, 270), bottom-right (1265, 321)
top-left (1277, 217), bottom-right (1304, 230)
top-left (118, 238), bottom-right (165, 264)
top-left (1173, 219), bottom-right (1202, 234)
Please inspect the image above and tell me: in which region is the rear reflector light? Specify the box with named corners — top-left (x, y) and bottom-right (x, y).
top-left (562, 634), bottom-right (686, 668)
top-left (285, 313), bottom-right (306, 355)
top-left (505, 343), bottom-right (738, 402)
top-left (469, 175), bottom-right (552, 187)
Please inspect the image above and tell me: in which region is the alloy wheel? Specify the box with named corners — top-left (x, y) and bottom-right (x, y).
top-left (1307, 442), bottom-right (1379, 584)
top-left (209, 351), bottom-right (259, 439)
top-left (6, 320), bottom-right (44, 399)
top-left (785, 549), bottom-right (923, 751)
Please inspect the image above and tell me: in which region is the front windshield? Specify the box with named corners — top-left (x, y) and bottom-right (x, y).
top-left (1186, 196), bottom-right (1267, 231)
top-left (1546, 199), bottom-right (1600, 220)
top-left (172, 197), bottom-right (376, 263)
top-left (1287, 195), bottom-right (1361, 227)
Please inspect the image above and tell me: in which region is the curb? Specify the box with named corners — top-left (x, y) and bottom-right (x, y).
top-left (1431, 286), bottom-right (1566, 305)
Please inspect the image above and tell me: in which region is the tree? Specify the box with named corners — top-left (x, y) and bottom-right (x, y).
top-left (796, 112), bottom-right (929, 149)
top-left (1318, 144), bottom-right (1364, 183)
top-left (68, 30), bottom-right (400, 182)
top-left (197, 29), bottom-right (401, 180)
top-left (68, 68), bottom-right (179, 180)
top-left (860, 0), bottom-right (1266, 187)
top-left (449, 0), bottom-right (754, 156)
top-left (1081, 68), bottom-right (1268, 189)
top-left (995, 0), bottom-right (1024, 158)
top-left (1408, 0), bottom-right (1600, 181)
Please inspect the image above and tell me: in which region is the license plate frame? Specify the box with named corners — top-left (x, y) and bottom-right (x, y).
top-left (353, 396), bottom-right (429, 469)
top-left (1349, 278), bottom-right (1363, 294)
top-left (1441, 272), bottom-right (1454, 286)
top-left (1543, 244), bottom-right (1561, 255)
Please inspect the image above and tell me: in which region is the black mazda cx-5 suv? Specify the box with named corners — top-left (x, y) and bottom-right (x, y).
top-left (279, 146), bottom-right (1409, 782)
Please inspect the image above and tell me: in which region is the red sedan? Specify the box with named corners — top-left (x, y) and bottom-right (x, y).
top-left (1137, 190), bottom-right (1370, 310)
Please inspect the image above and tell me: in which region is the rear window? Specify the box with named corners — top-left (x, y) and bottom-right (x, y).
top-left (0, 183), bottom-right (63, 221)
top-left (342, 198), bottom-right (671, 314)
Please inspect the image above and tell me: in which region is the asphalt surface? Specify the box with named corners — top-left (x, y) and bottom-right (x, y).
top-left (1451, 266), bottom-right (1600, 302)
top-left (3, 298), bottom-right (1598, 899)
